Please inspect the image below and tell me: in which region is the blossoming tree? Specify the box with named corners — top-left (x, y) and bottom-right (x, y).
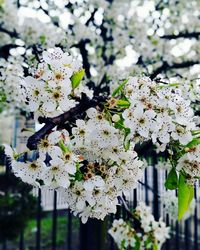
top-left (0, 0), bottom-right (200, 249)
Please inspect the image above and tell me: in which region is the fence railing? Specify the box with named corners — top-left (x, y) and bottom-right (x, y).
top-left (1, 164), bottom-right (199, 250)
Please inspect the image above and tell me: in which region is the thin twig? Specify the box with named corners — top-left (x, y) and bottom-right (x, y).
top-left (161, 32), bottom-right (200, 39)
top-left (150, 60), bottom-right (200, 79)
top-left (118, 196), bottom-right (135, 219)
top-left (139, 181), bottom-right (160, 198)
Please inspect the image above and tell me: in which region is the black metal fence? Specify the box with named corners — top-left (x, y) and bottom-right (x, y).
top-left (1, 164), bottom-right (199, 250)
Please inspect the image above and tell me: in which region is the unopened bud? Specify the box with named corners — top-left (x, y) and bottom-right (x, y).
top-left (112, 114), bottom-right (120, 122)
top-left (184, 147), bottom-right (190, 152)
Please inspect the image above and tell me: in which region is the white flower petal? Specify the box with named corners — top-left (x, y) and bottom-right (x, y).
top-left (48, 131), bottom-right (61, 144)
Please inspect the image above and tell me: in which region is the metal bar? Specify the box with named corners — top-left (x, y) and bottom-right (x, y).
top-left (19, 230), bottom-right (24, 250)
top-left (36, 188), bottom-right (41, 250)
top-left (194, 186), bottom-right (198, 250)
top-left (164, 214), bottom-right (170, 250)
top-left (175, 221), bottom-right (180, 250)
top-left (2, 239), bottom-right (7, 250)
top-left (80, 221), bottom-right (88, 250)
top-left (153, 166), bottom-right (159, 220)
top-left (67, 210), bottom-right (72, 250)
top-left (115, 203), bottom-right (121, 219)
top-left (184, 219), bottom-right (189, 250)
top-left (122, 194), bottom-right (127, 219)
top-left (144, 168), bottom-right (149, 205)
top-left (133, 189), bottom-right (137, 209)
top-left (52, 190), bottom-right (57, 250)
top-left (2, 158), bottom-right (9, 250)
top-left (13, 116), bottom-right (19, 148)
top-left (109, 214), bottom-right (114, 250)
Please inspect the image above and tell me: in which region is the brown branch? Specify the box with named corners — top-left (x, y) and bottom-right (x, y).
top-left (27, 94), bottom-right (106, 150)
top-left (85, 8), bottom-right (98, 26)
top-left (150, 60), bottom-right (200, 79)
top-left (161, 31), bottom-right (200, 39)
top-left (138, 181), bottom-right (160, 197)
top-left (0, 26), bottom-right (18, 38)
top-left (72, 40), bottom-right (91, 78)
top-left (0, 44), bottom-right (19, 59)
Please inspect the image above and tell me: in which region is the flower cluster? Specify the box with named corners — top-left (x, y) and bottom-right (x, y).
top-left (109, 202), bottom-right (170, 250)
top-left (61, 109), bottom-right (143, 222)
top-left (161, 191), bottom-right (195, 221)
top-left (18, 18), bottom-right (66, 47)
top-left (179, 79), bottom-right (200, 103)
top-left (121, 76), bottom-right (196, 150)
top-left (155, 159), bottom-right (172, 170)
top-left (108, 219), bottom-right (136, 249)
top-left (0, 0), bottom-right (18, 31)
top-left (0, 56), bottom-right (24, 110)
top-left (5, 106), bottom-right (143, 222)
top-left (21, 48), bottom-right (90, 118)
top-left (177, 145), bottom-right (200, 183)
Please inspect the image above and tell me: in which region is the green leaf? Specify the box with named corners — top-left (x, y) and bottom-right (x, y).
top-left (70, 69), bottom-right (85, 89)
top-left (153, 243), bottom-right (158, 250)
top-left (40, 35), bottom-right (46, 45)
top-left (133, 237), bottom-right (140, 250)
top-left (0, 0), bottom-right (4, 8)
top-left (123, 128), bottom-right (131, 150)
top-left (116, 99), bottom-right (130, 108)
top-left (185, 138), bottom-right (200, 149)
top-left (112, 79), bottom-right (128, 97)
top-left (165, 168), bottom-right (178, 190)
top-left (178, 174), bottom-right (194, 220)
top-left (120, 239), bottom-right (126, 250)
top-left (144, 236), bottom-right (152, 248)
top-left (0, 91), bottom-right (6, 102)
top-left (74, 170), bottom-right (83, 181)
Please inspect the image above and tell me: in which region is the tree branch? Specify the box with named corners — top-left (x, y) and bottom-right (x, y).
top-left (138, 181), bottom-right (160, 197)
top-left (0, 26), bottom-right (18, 38)
top-left (72, 39), bottom-right (91, 78)
top-left (150, 60), bottom-right (200, 79)
top-left (161, 31), bottom-right (200, 39)
top-left (85, 8), bottom-right (98, 26)
top-left (0, 44), bottom-right (19, 59)
top-left (27, 95), bottom-right (106, 150)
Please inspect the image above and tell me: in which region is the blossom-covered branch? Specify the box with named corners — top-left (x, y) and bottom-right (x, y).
top-left (27, 94), bottom-right (105, 150)
top-left (1, 0), bottom-right (200, 226)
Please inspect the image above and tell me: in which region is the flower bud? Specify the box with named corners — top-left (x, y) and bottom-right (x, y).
top-left (112, 114), bottom-right (120, 122)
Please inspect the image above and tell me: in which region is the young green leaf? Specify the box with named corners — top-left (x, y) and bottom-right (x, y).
top-left (178, 174), bottom-right (194, 220)
top-left (116, 99), bottom-right (130, 108)
top-left (134, 238), bottom-right (141, 250)
top-left (120, 239), bottom-right (126, 250)
top-left (112, 79), bottom-right (128, 97)
top-left (0, 92), bottom-right (6, 102)
top-left (40, 35), bottom-right (46, 45)
top-left (153, 243), bottom-right (158, 250)
top-left (185, 138), bottom-right (200, 149)
top-left (165, 168), bottom-right (178, 190)
top-left (70, 68), bottom-right (85, 89)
